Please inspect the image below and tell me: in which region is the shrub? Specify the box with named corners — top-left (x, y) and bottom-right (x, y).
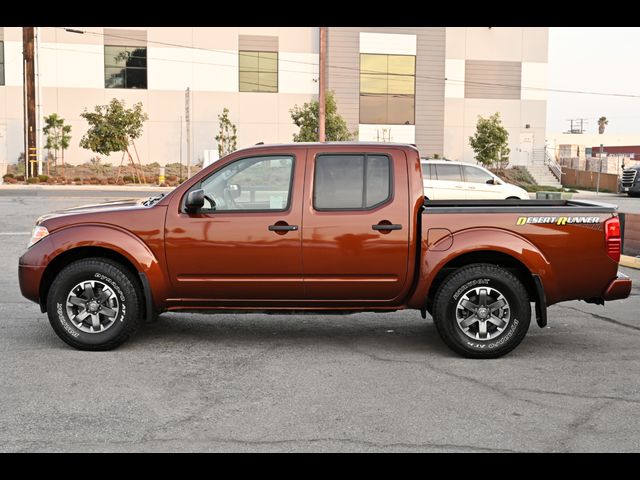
top-left (66, 179), bottom-right (74, 185)
top-left (4, 177), bottom-right (18, 184)
top-left (89, 177), bottom-right (100, 185)
top-left (166, 174), bottom-right (178, 182)
top-left (159, 182), bottom-right (168, 187)
top-left (73, 177), bottom-right (81, 182)
top-left (26, 177), bottom-right (40, 184)
top-left (100, 178), bottom-right (109, 185)
top-left (122, 175), bottom-right (134, 183)
top-left (107, 177), bottom-right (116, 185)
top-left (38, 174), bottom-right (49, 183)
top-left (16, 175), bottom-right (25, 181)
top-left (3, 173), bottom-right (14, 179)
top-left (116, 179), bottom-right (125, 185)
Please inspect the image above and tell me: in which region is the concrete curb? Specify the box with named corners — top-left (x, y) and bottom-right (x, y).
top-left (620, 255), bottom-right (640, 269)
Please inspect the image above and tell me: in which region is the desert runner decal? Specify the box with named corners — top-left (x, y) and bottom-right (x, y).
top-left (516, 216), bottom-right (601, 226)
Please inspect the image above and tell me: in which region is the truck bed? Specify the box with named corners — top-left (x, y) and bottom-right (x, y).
top-left (423, 198), bottom-right (617, 214)
top-left (417, 198), bottom-right (619, 307)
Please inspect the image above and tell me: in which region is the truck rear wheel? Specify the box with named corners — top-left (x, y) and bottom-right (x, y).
top-left (46, 258), bottom-right (142, 351)
top-left (432, 263), bottom-right (531, 358)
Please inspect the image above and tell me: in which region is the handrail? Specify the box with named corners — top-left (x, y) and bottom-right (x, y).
top-left (543, 149), bottom-right (562, 182)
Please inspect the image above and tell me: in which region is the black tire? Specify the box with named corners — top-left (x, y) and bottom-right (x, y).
top-left (506, 196), bottom-right (521, 200)
top-left (432, 263), bottom-right (531, 358)
top-left (629, 192), bottom-right (640, 198)
top-left (46, 258), bottom-right (142, 351)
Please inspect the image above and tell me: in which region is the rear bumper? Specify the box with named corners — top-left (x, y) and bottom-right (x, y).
top-left (602, 273), bottom-right (632, 301)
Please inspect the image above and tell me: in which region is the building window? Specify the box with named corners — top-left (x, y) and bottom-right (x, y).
top-left (360, 53), bottom-right (415, 125)
top-left (104, 45), bottom-right (147, 89)
top-left (0, 41), bottom-right (4, 86)
top-left (239, 51), bottom-right (278, 93)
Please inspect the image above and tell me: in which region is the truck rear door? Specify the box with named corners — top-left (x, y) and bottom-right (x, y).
top-left (301, 147), bottom-right (410, 302)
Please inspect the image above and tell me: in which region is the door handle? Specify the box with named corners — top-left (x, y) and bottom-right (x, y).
top-left (468, 186), bottom-right (476, 189)
top-left (268, 224), bottom-right (298, 231)
top-left (455, 185), bottom-right (464, 188)
top-left (372, 223), bottom-right (402, 231)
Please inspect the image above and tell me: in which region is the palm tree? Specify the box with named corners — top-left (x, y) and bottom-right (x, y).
top-left (598, 116), bottom-right (609, 134)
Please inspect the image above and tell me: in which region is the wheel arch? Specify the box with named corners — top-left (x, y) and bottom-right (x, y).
top-left (409, 227), bottom-right (554, 310)
top-left (38, 225), bottom-right (170, 315)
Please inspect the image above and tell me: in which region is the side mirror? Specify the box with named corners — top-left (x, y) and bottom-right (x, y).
top-left (486, 178), bottom-right (496, 185)
top-left (225, 183), bottom-right (242, 199)
top-left (185, 188), bottom-right (205, 213)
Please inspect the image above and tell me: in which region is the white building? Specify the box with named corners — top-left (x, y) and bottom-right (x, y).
top-left (0, 27), bottom-right (548, 167)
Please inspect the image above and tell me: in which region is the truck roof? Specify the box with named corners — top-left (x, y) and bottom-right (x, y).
top-left (239, 141), bottom-right (420, 151)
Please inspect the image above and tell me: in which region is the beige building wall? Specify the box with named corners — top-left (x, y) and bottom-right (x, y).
top-left (443, 27), bottom-right (548, 165)
top-left (0, 27), bottom-right (319, 166)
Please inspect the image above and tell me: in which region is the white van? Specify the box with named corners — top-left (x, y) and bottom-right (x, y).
top-left (421, 159), bottom-right (529, 200)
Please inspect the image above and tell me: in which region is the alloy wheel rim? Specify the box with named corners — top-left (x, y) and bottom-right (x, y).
top-left (65, 280), bottom-right (120, 334)
top-left (455, 286), bottom-right (511, 341)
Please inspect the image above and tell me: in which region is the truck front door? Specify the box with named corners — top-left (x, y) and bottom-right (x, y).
top-left (302, 148), bottom-right (410, 302)
top-left (164, 152), bottom-right (304, 301)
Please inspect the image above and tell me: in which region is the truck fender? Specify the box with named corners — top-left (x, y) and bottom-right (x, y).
top-left (42, 224), bottom-right (170, 313)
top-left (409, 227), bottom-right (556, 312)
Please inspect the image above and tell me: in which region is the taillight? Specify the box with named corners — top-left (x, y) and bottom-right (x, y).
top-left (604, 217), bottom-right (621, 262)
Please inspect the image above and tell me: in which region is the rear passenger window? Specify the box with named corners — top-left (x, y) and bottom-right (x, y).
top-left (434, 164), bottom-right (462, 181)
top-left (314, 154), bottom-right (392, 210)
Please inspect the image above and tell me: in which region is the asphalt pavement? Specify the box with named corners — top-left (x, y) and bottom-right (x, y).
top-left (1, 190), bottom-right (639, 452)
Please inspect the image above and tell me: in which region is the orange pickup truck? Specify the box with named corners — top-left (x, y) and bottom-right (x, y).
top-left (19, 143), bottom-right (631, 358)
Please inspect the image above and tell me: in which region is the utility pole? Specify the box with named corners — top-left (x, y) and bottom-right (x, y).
top-left (35, 27), bottom-right (43, 176)
top-left (596, 143), bottom-right (603, 195)
top-left (185, 87), bottom-right (191, 179)
top-left (23, 27), bottom-right (36, 179)
top-left (318, 27), bottom-right (327, 143)
top-left (179, 115), bottom-right (183, 182)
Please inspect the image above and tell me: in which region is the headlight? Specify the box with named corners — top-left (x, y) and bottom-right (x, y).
top-left (28, 225), bottom-right (49, 248)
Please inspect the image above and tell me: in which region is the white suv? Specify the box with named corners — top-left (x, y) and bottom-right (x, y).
top-left (421, 159), bottom-right (529, 200)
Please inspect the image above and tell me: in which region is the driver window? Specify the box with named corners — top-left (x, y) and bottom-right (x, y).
top-left (200, 155), bottom-right (294, 211)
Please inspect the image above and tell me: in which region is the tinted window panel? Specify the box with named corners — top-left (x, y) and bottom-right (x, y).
top-left (314, 155), bottom-right (364, 209)
top-left (435, 164), bottom-right (462, 181)
top-left (360, 94), bottom-right (388, 125)
top-left (387, 95), bottom-right (415, 125)
top-left (366, 155), bottom-right (391, 207)
top-left (104, 45), bottom-right (147, 89)
top-left (239, 50), bottom-right (278, 92)
top-left (463, 165), bottom-right (494, 183)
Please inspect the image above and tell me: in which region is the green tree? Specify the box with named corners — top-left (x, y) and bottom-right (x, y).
top-left (43, 113), bottom-right (72, 176)
top-left (80, 99), bottom-right (148, 182)
top-left (290, 91), bottom-right (354, 142)
top-left (469, 112), bottom-right (510, 169)
top-left (598, 116), bottom-right (608, 134)
top-left (214, 107), bottom-right (237, 157)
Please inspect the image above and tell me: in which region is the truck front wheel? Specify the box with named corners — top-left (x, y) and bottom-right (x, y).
top-left (46, 258), bottom-right (142, 351)
top-left (432, 263), bottom-right (531, 358)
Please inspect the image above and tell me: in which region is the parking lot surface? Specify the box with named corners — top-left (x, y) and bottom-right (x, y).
top-left (1, 189), bottom-right (639, 452)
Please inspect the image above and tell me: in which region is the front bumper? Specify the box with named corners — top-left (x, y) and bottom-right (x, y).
top-left (620, 183), bottom-right (640, 194)
top-left (602, 273), bottom-right (632, 301)
top-left (18, 263), bottom-right (45, 306)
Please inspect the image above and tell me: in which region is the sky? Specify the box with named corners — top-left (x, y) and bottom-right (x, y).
top-left (547, 27), bottom-right (640, 134)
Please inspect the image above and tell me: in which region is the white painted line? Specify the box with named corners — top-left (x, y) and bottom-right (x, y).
top-left (0, 232), bottom-right (31, 235)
